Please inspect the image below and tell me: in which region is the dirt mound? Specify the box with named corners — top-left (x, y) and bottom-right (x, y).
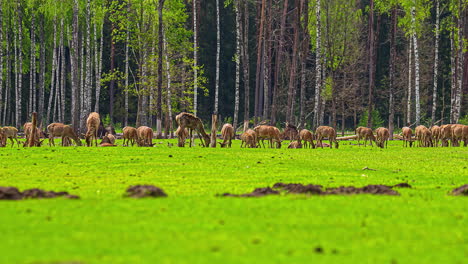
top-left (393, 183), bottom-right (412, 188)
top-left (325, 185), bottom-right (399, 195)
top-left (126, 185), bottom-right (167, 198)
top-left (221, 187), bottom-right (279, 197)
top-left (0, 187), bottom-right (23, 200)
top-left (0, 187), bottom-right (79, 200)
top-left (451, 185), bottom-right (468, 196)
top-left (273, 182), bottom-right (323, 194)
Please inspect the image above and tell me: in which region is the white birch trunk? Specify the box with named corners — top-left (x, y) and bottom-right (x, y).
top-left (193, 0), bottom-right (198, 115)
top-left (313, 0), bottom-right (322, 129)
top-left (453, 3), bottom-right (463, 124)
top-left (431, 0), bottom-right (440, 124)
top-left (53, 41), bottom-right (60, 122)
top-left (38, 19), bottom-right (46, 124)
top-left (60, 18), bottom-right (66, 122)
top-left (16, 0), bottom-right (23, 128)
top-left (214, 0), bottom-right (220, 115)
top-left (450, 29), bottom-right (456, 123)
top-left (407, 37), bottom-right (412, 124)
top-left (163, 28), bottom-right (173, 137)
top-left (93, 21), bottom-right (100, 112)
top-left (0, 0), bottom-right (3, 122)
top-left (46, 18), bottom-right (57, 124)
top-left (233, 0), bottom-right (241, 132)
top-left (124, 11), bottom-right (130, 127)
top-left (29, 10), bottom-right (35, 117)
top-left (71, 0), bottom-right (80, 132)
top-left (3, 22), bottom-right (9, 124)
top-left (84, 0), bottom-right (92, 122)
top-left (411, 8), bottom-right (421, 126)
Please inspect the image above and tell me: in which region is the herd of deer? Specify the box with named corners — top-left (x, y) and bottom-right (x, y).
top-left (0, 111), bottom-right (467, 149)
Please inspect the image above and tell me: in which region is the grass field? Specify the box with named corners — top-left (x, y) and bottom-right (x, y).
top-left (0, 139), bottom-right (467, 264)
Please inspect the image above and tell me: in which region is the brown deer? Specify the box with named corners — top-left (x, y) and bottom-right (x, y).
top-left (175, 112), bottom-right (210, 147)
top-left (375, 127), bottom-right (390, 148)
top-left (136, 126), bottom-right (154, 147)
top-left (401, 127), bottom-right (413, 147)
top-left (85, 112), bottom-right (100, 147)
top-left (123, 126), bottom-right (138, 146)
top-left (430, 125), bottom-right (441, 147)
top-left (356, 127), bottom-right (375, 147)
top-left (288, 140), bottom-right (302, 149)
top-left (0, 127), bottom-right (20, 147)
top-left (281, 123), bottom-right (299, 141)
top-left (463, 125), bottom-right (468, 147)
top-left (355, 126), bottom-right (365, 145)
top-left (175, 126), bottom-right (189, 147)
top-left (415, 125), bottom-right (433, 147)
top-left (253, 125), bottom-right (281, 148)
top-left (100, 133), bottom-right (116, 145)
top-left (219, 123), bottom-right (234, 148)
top-left (451, 124), bottom-right (466, 147)
top-left (47, 123), bottom-right (82, 146)
top-left (240, 129), bottom-right (257, 148)
top-left (315, 126), bottom-right (338, 149)
top-left (299, 129), bottom-right (315, 148)
top-left (440, 124), bottom-right (454, 147)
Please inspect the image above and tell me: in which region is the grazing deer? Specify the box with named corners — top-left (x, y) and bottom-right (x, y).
top-left (451, 124), bottom-right (465, 147)
top-left (401, 127), bottom-right (413, 147)
top-left (240, 129), bottom-right (257, 148)
top-left (463, 125), bottom-right (468, 147)
top-left (315, 126), bottom-right (338, 149)
top-left (123, 126), bottom-right (138, 146)
top-left (430, 125), bottom-right (441, 147)
top-left (375, 127), bottom-right (390, 148)
top-left (355, 126), bottom-right (365, 145)
top-left (136, 126), bottom-right (154, 147)
top-left (85, 112), bottom-right (100, 147)
top-left (253, 125), bottom-right (281, 148)
top-left (175, 112), bottom-right (210, 147)
top-left (219, 123), bottom-right (234, 148)
top-left (415, 125), bottom-right (433, 147)
top-left (47, 123), bottom-right (82, 146)
top-left (100, 133), bottom-right (116, 145)
top-left (0, 127), bottom-right (20, 147)
top-left (299, 129), bottom-right (315, 148)
top-left (281, 123), bottom-right (299, 141)
top-left (440, 124), bottom-right (454, 147)
top-left (175, 126), bottom-right (189, 147)
top-left (356, 127), bottom-right (375, 147)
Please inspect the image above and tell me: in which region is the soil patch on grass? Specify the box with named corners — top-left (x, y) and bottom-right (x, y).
top-left (0, 186), bottom-right (79, 200)
top-left (125, 185), bottom-right (167, 198)
top-left (451, 184), bottom-right (468, 196)
top-left (221, 187), bottom-right (279, 197)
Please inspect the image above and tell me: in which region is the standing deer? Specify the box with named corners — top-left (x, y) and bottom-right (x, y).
top-left (175, 112), bottom-right (210, 147)
top-left (47, 123), bottom-right (82, 146)
top-left (85, 112), bottom-right (100, 147)
top-left (253, 125), bottom-right (281, 148)
top-left (0, 127), bottom-right (20, 147)
top-left (281, 123), bottom-right (299, 142)
top-left (136, 126), bottom-right (154, 147)
top-left (123, 126), bottom-right (138, 146)
top-left (355, 126), bottom-right (365, 145)
top-left (375, 127), bottom-right (390, 148)
top-left (415, 125), bottom-right (433, 147)
top-left (299, 129), bottom-right (315, 148)
top-left (315, 126), bottom-right (338, 149)
top-left (401, 127), bottom-right (413, 147)
top-left (219, 123), bottom-right (234, 148)
top-left (240, 129), bottom-right (257, 148)
top-left (430, 125), bottom-right (441, 147)
top-left (175, 126), bottom-right (189, 147)
top-left (356, 127), bottom-right (375, 147)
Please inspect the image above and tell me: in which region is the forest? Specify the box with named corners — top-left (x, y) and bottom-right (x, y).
top-left (0, 0), bottom-right (467, 136)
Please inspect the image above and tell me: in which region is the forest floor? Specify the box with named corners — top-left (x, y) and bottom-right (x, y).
top-left (0, 139), bottom-right (467, 264)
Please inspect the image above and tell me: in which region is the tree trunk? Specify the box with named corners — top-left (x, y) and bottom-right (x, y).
top-left (262, 0), bottom-right (271, 120)
top-left (83, 0), bottom-right (92, 126)
top-left (16, 0), bottom-right (23, 128)
top-left (299, 0), bottom-right (309, 127)
top-left (242, 0), bottom-right (250, 124)
top-left (54, 25), bottom-right (61, 122)
top-left (157, 0), bottom-right (165, 138)
top-left (452, 1), bottom-right (463, 124)
top-left (46, 17), bottom-right (57, 125)
top-left (29, 8), bottom-right (36, 118)
top-left (233, 0), bottom-right (241, 133)
top-left (313, 0), bottom-right (321, 129)
top-left (388, 8), bottom-right (396, 139)
top-left (124, 3), bottom-right (130, 127)
top-left (254, 0), bottom-right (266, 122)
top-left (163, 28), bottom-right (173, 138)
top-left (3, 19), bottom-right (9, 125)
top-left (60, 18), bottom-right (66, 122)
top-left (366, 0), bottom-right (375, 128)
top-left (411, 7), bottom-right (421, 126)
top-left (407, 36), bottom-right (412, 125)
top-left (38, 14), bottom-right (45, 125)
top-left (0, 0), bottom-right (3, 123)
top-left (431, 0), bottom-right (440, 124)
top-left (210, 114), bottom-right (217, 148)
top-left (109, 21), bottom-right (115, 124)
top-left (94, 17), bottom-right (103, 113)
top-left (287, 0), bottom-right (300, 123)
top-left (193, 0), bottom-right (198, 115)
top-left (71, 0), bottom-right (80, 132)
top-left (214, 0), bottom-right (220, 115)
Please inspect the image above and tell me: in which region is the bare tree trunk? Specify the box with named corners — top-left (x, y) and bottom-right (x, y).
top-left (254, 0), bottom-right (266, 122)
top-left (46, 17), bottom-right (57, 125)
top-left (214, 0), bottom-right (220, 115)
top-left (366, 0), bottom-right (375, 128)
top-left (60, 18), bottom-right (66, 122)
top-left (15, 0), bottom-right (23, 128)
top-left (3, 20), bottom-right (10, 125)
top-left (124, 3), bottom-right (130, 127)
top-left (313, 0), bottom-right (321, 129)
top-left (242, 0), bottom-right (250, 125)
top-left (262, 0), bottom-right (271, 120)
top-left (109, 20), bottom-right (115, 124)
top-left (0, 0), bottom-right (3, 123)
top-left (71, 0), bottom-right (80, 132)
top-left (163, 28), bottom-right (173, 138)
top-left (453, 1), bottom-right (463, 124)
top-left (210, 114), bottom-right (217, 147)
top-left (287, 0), bottom-right (300, 123)
top-left (431, 0), bottom-right (440, 124)
top-left (94, 19), bottom-right (102, 113)
top-left (389, 8), bottom-right (396, 139)
top-left (407, 37), bottom-right (412, 125)
top-left (38, 14), bottom-right (45, 125)
top-left (83, 0), bottom-right (92, 125)
top-left (299, 0), bottom-right (309, 127)
top-left (233, 0), bottom-right (241, 132)
top-left (29, 8), bottom-right (36, 118)
top-left (411, 7), bottom-right (421, 126)
top-left (193, 0), bottom-right (198, 115)
top-left (271, 0), bottom-right (289, 125)
top-left (157, 0), bottom-right (165, 138)
top-left (54, 26), bottom-right (61, 122)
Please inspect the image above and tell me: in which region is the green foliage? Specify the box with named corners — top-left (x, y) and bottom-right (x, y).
top-left (458, 115), bottom-right (468, 125)
top-left (0, 143), bottom-right (466, 263)
top-left (358, 110), bottom-right (384, 129)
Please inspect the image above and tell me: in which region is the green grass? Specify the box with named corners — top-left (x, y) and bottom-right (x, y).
top-left (0, 140), bottom-right (467, 264)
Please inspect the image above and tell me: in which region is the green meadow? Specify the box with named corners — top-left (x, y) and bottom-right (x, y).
top-left (0, 140), bottom-right (467, 264)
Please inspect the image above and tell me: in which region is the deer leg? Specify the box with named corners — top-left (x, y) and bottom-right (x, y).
top-left (329, 138), bottom-right (333, 149)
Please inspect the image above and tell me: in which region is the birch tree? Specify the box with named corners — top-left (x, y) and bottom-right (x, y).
top-left (214, 0), bottom-right (220, 115)
top-left (193, 0), bottom-right (198, 115)
top-left (411, 7), bottom-right (421, 125)
top-left (431, 0), bottom-right (440, 124)
top-left (242, 0), bottom-right (250, 127)
top-left (15, 0), bottom-right (23, 128)
top-left (71, 0), bottom-right (80, 131)
top-left (0, 0), bottom-right (3, 123)
top-left (29, 4), bottom-right (36, 117)
top-left (157, 0), bottom-right (165, 138)
top-left (313, 0), bottom-right (322, 128)
top-left (233, 0), bottom-right (241, 132)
